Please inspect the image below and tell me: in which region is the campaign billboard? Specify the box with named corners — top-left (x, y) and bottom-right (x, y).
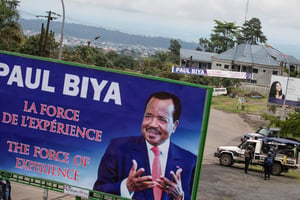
top-left (268, 75), bottom-right (300, 107)
top-left (0, 51), bottom-right (212, 199)
top-left (172, 66), bottom-right (252, 79)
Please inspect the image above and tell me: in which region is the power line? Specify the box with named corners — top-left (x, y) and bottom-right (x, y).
top-left (19, 10), bottom-right (37, 17)
top-left (36, 11), bottom-right (61, 57)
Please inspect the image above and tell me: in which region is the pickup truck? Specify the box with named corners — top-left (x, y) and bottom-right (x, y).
top-left (214, 137), bottom-right (300, 175)
top-left (240, 127), bottom-right (280, 142)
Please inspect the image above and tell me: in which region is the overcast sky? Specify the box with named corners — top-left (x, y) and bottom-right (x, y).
top-left (19, 0), bottom-right (300, 59)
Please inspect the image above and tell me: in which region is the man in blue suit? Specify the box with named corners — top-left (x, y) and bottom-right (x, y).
top-left (93, 91), bottom-right (197, 200)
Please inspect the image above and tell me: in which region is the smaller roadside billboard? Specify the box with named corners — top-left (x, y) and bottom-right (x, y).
top-left (268, 75), bottom-right (300, 107)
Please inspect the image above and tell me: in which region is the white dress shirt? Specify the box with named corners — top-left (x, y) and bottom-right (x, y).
top-left (120, 139), bottom-right (170, 198)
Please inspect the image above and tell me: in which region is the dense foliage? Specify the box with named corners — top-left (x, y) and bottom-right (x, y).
top-left (0, 0), bottom-right (24, 51)
top-left (199, 18), bottom-right (267, 53)
top-left (261, 112), bottom-right (300, 138)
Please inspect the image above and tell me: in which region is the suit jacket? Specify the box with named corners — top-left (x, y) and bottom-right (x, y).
top-left (93, 136), bottom-right (196, 200)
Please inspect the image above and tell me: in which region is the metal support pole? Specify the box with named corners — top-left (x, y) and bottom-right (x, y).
top-left (280, 63), bottom-right (290, 120)
top-left (42, 11), bottom-right (52, 56)
top-left (58, 0), bottom-right (65, 60)
top-left (43, 189), bottom-right (48, 200)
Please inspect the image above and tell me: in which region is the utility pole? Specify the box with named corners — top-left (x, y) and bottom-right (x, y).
top-left (38, 23), bottom-right (45, 55)
top-left (58, 0), bottom-right (65, 60)
top-left (244, 0), bottom-right (250, 23)
top-left (37, 11), bottom-right (60, 57)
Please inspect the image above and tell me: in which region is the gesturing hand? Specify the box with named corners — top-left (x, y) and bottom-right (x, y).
top-left (126, 159), bottom-right (155, 193)
top-left (157, 168), bottom-right (184, 200)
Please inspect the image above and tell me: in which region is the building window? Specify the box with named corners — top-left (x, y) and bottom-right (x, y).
top-left (253, 68), bottom-right (258, 73)
top-left (224, 64), bottom-right (229, 69)
top-left (251, 80), bottom-right (257, 84)
top-left (216, 63), bottom-right (222, 67)
top-left (272, 71), bottom-right (278, 75)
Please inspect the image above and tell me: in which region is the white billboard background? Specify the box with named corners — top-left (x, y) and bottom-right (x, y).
top-left (270, 75), bottom-right (300, 104)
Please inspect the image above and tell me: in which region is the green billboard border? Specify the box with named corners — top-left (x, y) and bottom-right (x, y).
top-left (0, 50), bottom-right (212, 200)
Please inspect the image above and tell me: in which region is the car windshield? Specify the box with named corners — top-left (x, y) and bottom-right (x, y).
top-left (256, 128), bottom-right (270, 136)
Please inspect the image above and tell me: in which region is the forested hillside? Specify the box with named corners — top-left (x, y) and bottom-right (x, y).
top-left (19, 18), bottom-right (199, 50)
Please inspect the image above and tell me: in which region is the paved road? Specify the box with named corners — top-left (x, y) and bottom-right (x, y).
top-left (197, 109), bottom-right (300, 200)
top-left (10, 109), bottom-right (300, 200)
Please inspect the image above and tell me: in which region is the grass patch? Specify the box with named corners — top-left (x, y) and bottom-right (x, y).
top-left (282, 169), bottom-right (300, 180)
top-left (249, 165), bottom-right (300, 180)
top-left (211, 95), bottom-right (268, 113)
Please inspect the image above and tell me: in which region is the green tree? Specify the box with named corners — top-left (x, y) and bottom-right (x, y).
top-left (261, 112), bottom-right (300, 138)
top-left (153, 51), bottom-right (169, 63)
top-left (60, 45), bottom-right (100, 65)
top-left (19, 35), bottom-right (40, 56)
top-left (209, 20), bottom-right (240, 53)
top-left (106, 50), bottom-right (119, 61)
top-left (0, 0), bottom-right (24, 51)
top-left (95, 52), bottom-right (113, 68)
top-left (140, 57), bottom-right (161, 76)
top-left (113, 54), bottom-right (138, 70)
top-left (239, 18), bottom-right (267, 44)
top-left (19, 33), bottom-right (59, 58)
top-left (168, 39), bottom-right (181, 64)
top-left (198, 37), bottom-right (211, 52)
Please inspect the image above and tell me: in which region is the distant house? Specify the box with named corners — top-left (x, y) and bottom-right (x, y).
top-left (211, 44), bottom-right (300, 86)
top-left (180, 44), bottom-right (300, 87)
top-left (180, 49), bottom-right (217, 69)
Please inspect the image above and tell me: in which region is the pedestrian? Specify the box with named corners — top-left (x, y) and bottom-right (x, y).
top-left (244, 145), bottom-right (253, 174)
top-left (0, 178), bottom-right (11, 200)
top-left (264, 152), bottom-right (273, 180)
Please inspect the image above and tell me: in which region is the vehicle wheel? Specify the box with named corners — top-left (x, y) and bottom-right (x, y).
top-left (272, 162), bottom-right (282, 175)
top-left (219, 154), bottom-right (233, 166)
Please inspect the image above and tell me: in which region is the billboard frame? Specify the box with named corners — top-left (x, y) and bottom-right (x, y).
top-left (0, 50), bottom-right (212, 200)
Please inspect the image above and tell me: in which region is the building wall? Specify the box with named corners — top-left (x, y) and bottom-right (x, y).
top-left (180, 59), bottom-right (212, 69)
top-left (251, 65), bottom-right (280, 86)
top-left (240, 83), bottom-right (269, 95)
top-left (211, 59), bottom-right (232, 70)
top-left (211, 59), bottom-right (281, 87)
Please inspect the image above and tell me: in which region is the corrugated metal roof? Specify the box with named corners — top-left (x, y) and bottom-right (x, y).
top-left (181, 45), bottom-right (300, 66)
top-left (215, 44), bottom-right (300, 66)
top-left (286, 55), bottom-right (300, 65)
top-left (215, 44), bottom-right (280, 66)
top-left (180, 49), bottom-right (217, 62)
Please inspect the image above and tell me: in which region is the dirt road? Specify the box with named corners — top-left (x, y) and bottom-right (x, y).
top-left (10, 109), bottom-right (300, 200)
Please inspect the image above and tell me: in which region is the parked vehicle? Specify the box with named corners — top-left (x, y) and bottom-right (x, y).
top-left (212, 88), bottom-right (227, 96)
top-left (214, 137), bottom-right (300, 175)
top-left (241, 127), bottom-right (280, 142)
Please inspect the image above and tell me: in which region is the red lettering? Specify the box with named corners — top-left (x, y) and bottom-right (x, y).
top-left (7, 141), bottom-right (30, 155)
top-left (46, 105), bottom-right (57, 117)
top-left (15, 158), bottom-right (79, 180)
top-left (40, 104), bottom-right (48, 115)
top-left (23, 101), bottom-right (38, 114)
top-left (2, 112), bottom-right (18, 125)
top-left (33, 146), bottom-right (69, 163)
top-left (56, 107), bottom-right (65, 119)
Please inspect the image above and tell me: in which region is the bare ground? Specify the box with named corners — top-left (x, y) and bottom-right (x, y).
top-left (239, 112), bottom-right (268, 129)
